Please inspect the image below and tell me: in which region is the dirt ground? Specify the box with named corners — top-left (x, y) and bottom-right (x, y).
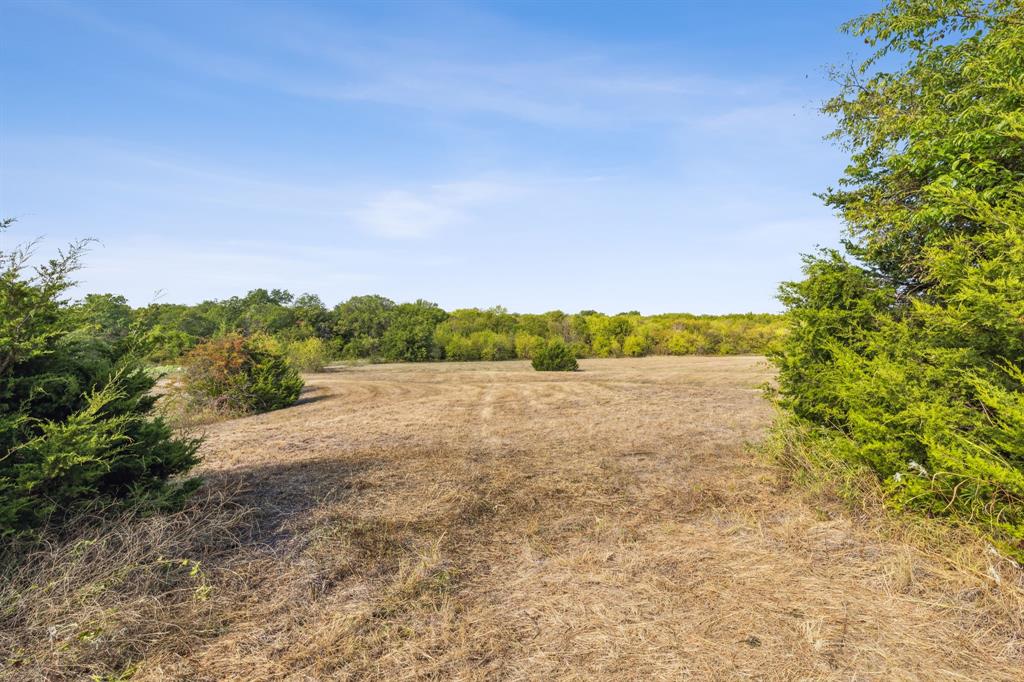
top-left (143, 357), bottom-right (1022, 680)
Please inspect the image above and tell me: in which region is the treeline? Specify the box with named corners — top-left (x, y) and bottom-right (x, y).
top-left (71, 290), bottom-right (784, 365)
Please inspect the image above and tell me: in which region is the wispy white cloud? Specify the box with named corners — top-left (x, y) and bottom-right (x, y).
top-left (4, 136), bottom-right (540, 244)
top-left (42, 1), bottom-right (785, 130)
top-left (281, 57), bottom-right (731, 128)
top-left (349, 180), bottom-right (529, 238)
top-left (5, 1), bottom-right (850, 313)
top-left (350, 190), bottom-right (458, 239)
top-left (4, 133), bottom-right (842, 311)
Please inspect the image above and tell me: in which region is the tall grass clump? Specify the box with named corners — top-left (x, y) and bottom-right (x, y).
top-left (770, 0), bottom-right (1024, 559)
top-left (0, 488), bottom-right (255, 680)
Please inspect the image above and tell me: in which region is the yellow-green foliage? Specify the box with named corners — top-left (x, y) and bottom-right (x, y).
top-left (100, 289), bottom-right (784, 365)
top-left (432, 309), bottom-right (782, 361)
top-left (666, 330), bottom-right (703, 355)
top-left (514, 332), bottom-right (545, 359)
top-left (283, 336), bottom-right (331, 372)
top-left (591, 335), bottom-right (620, 358)
top-left (622, 334), bottom-right (651, 357)
top-left (772, 0), bottom-right (1024, 558)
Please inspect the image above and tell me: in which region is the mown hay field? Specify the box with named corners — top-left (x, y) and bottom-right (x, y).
top-left (6, 356), bottom-right (1022, 680)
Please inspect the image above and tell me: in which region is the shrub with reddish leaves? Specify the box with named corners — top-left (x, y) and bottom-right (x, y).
top-left (182, 334), bottom-right (303, 414)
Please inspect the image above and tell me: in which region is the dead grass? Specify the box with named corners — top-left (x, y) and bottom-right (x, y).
top-left (2, 356), bottom-right (1022, 680)
top-left (0, 487), bottom-right (256, 681)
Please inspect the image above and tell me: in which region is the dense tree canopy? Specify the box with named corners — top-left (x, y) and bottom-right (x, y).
top-left (772, 0), bottom-right (1024, 556)
top-left (129, 297), bottom-right (783, 364)
top-left (66, 286), bottom-right (784, 365)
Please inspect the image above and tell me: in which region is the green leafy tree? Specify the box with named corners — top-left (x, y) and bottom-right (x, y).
top-left (772, 0), bottom-right (1024, 556)
top-left (514, 332), bottom-right (545, 359)
top-left (137, 303), bottom-right (218, 340)
top-left (0, 221), bottom-right (200, 534)
top-left (532, 339), bottom-right (579, 371)
top-left (380, 300), bottom-right (447, 362)
top-left (282, 336), bottom-right (331, 372)
top-left (622, 332), bottom-right (653, 357)
top-left (333, 294), bottom-right (396, 358)
top-left (142, 325), bottom-right (199, 363)
top-left (470, 330), bottom-right (516, 360)
top-left (68, 293), bottom-right (134, 345)
top-left (290, 292), bottom-right (332, 339)
top-left (443, 335), bottom-right (479, 361)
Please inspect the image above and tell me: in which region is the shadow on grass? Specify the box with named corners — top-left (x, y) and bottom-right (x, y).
top-left (294, 390), bottom-right (332, 407)
top-left (199, 455), bottom-right (376, 549)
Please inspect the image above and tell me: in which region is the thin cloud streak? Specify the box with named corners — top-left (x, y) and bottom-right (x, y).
top-left (349, 180), bottom-right (527, 239)
top-left (43, 1), bottom-right (792, 129)
top-left (3, 1), bottom-right (858, 312)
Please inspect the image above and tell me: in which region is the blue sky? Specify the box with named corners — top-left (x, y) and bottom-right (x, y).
top-left (1, 0), bottom-right (875, 313)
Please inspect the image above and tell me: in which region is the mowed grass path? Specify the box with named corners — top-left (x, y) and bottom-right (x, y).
top-left (155, 357), bottom-right (1019, 680)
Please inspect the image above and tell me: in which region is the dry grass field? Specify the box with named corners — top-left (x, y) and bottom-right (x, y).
top-left (6, 356), bottom-right (1023, 680)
